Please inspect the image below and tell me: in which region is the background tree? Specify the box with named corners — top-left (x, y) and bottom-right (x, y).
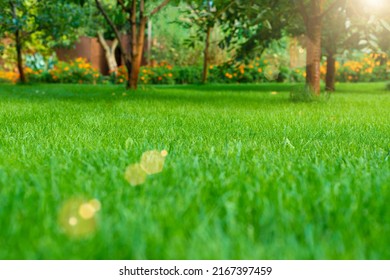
top-left (81, 0), bottom-right (128, 74)
top-left (219, 0), bottom-right (290, 69)
top-left (322, 0), bottom-right (390, 91)
top-left (181, 0), bottom-right (237, 83)
top-left (0, 0), bottom-right (83, 83)
top-left (294, 0), bottom-right (345, 95)
top-left (95, 0), bottom-right (172, 90)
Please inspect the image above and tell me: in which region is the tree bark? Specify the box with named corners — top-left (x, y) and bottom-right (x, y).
top-left (129, 18), bottom-right (146, 90)
top-left (202, 26), bottom-right (212, 84)
top-left (96, 0), bottom-right (171, 90)
top-left (305, 0), bottom-right (323, 95)
top-left (9, 0), bottom-right (26, 83)
top-left (15, 31), bottom-right (26, 84)
top-left (97, 32), bottom-right (118, 74)
top-left (325, 52), bottom-right (336, 91)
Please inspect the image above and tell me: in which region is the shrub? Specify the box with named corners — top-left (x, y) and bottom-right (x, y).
top-left (0, 70), bottom-right (19, 84)
top-left (142, 62), bottom-right (175, 85)
top-left (172, 66), bottom-right (202, 84)
top-left (321, 53), bottom-right (390, 83)
top-left (26, 58), bottom-right (101, 84)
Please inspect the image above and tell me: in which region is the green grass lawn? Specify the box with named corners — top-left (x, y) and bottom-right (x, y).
top-left (0, 82), bottom-right (389, 259)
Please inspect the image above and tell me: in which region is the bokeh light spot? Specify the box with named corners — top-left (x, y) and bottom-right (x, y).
top-left (161, 150), bottom-right (168, 157)
top-left (58, 198), bottom-right (99, 238)
top-left (69, 217), bottom-right (78, 226)
top-left (79, 203), bottom-right (96, 220)
top-left (89, 199), bottom-right (101, 212)
top-left (140, 150), bottom-right (166, 174)
top-left (124, 163), bottom-right (147, 186)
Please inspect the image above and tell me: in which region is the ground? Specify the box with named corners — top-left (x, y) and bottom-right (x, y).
top-left (0, 83), bottom-right (389, 259)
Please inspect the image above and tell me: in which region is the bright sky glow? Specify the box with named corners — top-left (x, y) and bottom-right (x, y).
top-left (366, 0), bottom-right (385, 9)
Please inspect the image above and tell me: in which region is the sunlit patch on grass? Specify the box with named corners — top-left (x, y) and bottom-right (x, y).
top-left (58, 198), bottom-right (101, 238)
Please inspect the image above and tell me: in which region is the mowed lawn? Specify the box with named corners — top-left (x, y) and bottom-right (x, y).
top-left (0, 83), bottom-right (389, 260)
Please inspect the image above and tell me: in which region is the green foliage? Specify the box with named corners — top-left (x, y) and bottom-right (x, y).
top-left (25, 53), bottom-right (56, 72)
top-left (26, 58), bottom-right (101, 84)
top-left (0, 0), bottom-right (84, 47)
top-left (79, 0), bottom-right (128, 39)
top-left (172, 66), bottom-right (203, 84)
top-left (152, 3), bottom-right (217, 66)
top-left (386, 82), bottom-right (390, 91)
top-left (221, 0), bottom-right (290, 60)
top-left (333, 53), bottom-right (390, 83)
top-left (0, 83), bottom-right (389, 259)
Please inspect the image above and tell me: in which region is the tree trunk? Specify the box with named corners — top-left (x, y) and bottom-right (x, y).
top-left (97, 32), bottom-right (118, 74)
top-left (147, 19), bottom-right (152, 65)
top-left (124, 59), bottom-right (133, 89)
top-left (10, 0), bottom-right (25, 84)
top-left (128, 17), bottom-right (147, 90)
top-left (325, 52), bottom-right (336, 92)
top-left (15, 31), bottom-right (26, 84)
top-left (202, 26), bottom-right (212, 84)
top-left (305, 0), bottom-right (323, 95)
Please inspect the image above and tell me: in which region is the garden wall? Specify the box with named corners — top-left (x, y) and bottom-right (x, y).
top-left (55, 36), bottom-right (110, 75)
top-left (55, 35), bottom-right (148, 75)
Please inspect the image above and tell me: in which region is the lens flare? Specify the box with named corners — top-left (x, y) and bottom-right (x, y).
top-left (58, 198), bottom-right (101, 238)
top-left (124, 163), bottom-right (147, 186)
top-left (161, 150), bottom-right (168, 157)
top-left (140, 150), bottom-right (166, 175)
top-left (366, 0), bottom-right (384, 9)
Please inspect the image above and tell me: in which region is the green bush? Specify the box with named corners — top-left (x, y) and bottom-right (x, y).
top-left (26, 58), bottom-right (102, 84)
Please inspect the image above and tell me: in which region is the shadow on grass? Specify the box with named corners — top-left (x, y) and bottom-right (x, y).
top-left (0, 83), bottom-right (293, 108)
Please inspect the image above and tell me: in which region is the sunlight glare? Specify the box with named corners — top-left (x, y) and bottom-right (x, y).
top-left (366, 0), bottom-right (384, 9)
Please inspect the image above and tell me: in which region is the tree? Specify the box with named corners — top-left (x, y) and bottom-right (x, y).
top-left (181, 0), bottom-right (236, 83)
top-left (321, 0), bottom-right (353, 91)
top-left (94, 0), bottom-right (172, 90)
top-left (294, 0), bottom-right (345, 95)
top-left (78, 0), bottom-right (128, 74)
top-left (322, 0), bottom-right (390, 91)
top-left (0, 0), bottom-right (83, 83)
